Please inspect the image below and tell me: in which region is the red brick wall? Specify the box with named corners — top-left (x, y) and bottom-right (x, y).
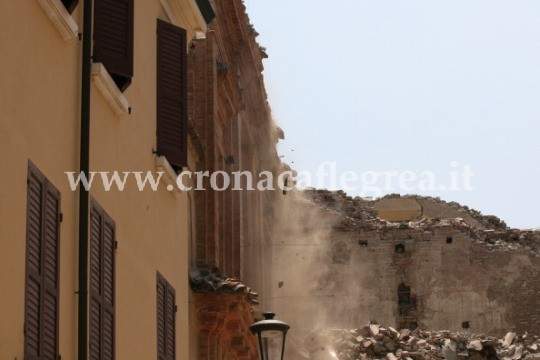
top-left (187, 0), bottom-right (283, 358)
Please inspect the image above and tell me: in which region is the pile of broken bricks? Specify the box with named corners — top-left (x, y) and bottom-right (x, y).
top-left (188, 267), bottom-right (259, 305)
top-left (329, 322), bottom-right (540, 360)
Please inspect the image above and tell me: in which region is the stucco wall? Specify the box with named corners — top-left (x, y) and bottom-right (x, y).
top-left (0, 1), bottom-right (81, 358)
top-left (0, 0), bottom-right (202, 358)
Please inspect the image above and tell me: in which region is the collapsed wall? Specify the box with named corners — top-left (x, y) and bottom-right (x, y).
top-left (372, 194), bottom-right (508, 230)
top-left (269, 189), bottom-right (540, 359)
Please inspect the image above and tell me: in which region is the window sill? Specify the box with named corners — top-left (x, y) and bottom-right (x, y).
top-left (36, 0), bottom-right (78, 41)
top-left (91, 63), bottom-right (131, 116)
top-left (160, 0), bottom-right (207, 35)
top-left (155, 156), bottom-right (180, 194)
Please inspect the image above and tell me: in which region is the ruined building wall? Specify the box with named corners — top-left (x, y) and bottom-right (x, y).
top-left (188, 0), bottom-right (280, 292)
top-left (373, 194), bottom-right (508, 230)
top-left (187, 0), bottom-right (283, 359)
top-left (270, 190), bottom-right (540, 359)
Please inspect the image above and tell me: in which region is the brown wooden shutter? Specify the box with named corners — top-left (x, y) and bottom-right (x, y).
top-left (165, 285), bottom-right (176, 360)
top-left (156, 275), bottom-right (166, 360)
top-left (25, 166), bottom-right (43, 359)
top-left (157, 273), bottom-right (176, 360)
top-left (90, 201), bottom-right (116, 360)
top-left (60, 0), bottom-right (79, 14)
top-left (89, 205), bottom-right (102, 360)
top-left (25, 162), bottom-right (61, 360)
top-left (93, 0), bottom-right (134, 91)
top-left (103, 218), bottom-right (115, 360)
top-left (156, 19), bottom-right (188, 170)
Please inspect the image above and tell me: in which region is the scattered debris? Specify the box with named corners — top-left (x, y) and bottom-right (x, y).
top-left (328, 322), bottom-right (540, 360)
top-left (189, 267), bottom-right (259, 304)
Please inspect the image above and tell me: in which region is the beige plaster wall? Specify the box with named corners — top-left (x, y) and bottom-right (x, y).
top-left (0, 0), bottom-right (202, 358)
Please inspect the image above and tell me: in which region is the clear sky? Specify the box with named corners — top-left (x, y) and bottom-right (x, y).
top-left (243, 0), bottom-right (540, 229)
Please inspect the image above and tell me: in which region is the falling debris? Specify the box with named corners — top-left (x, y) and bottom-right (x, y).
top-left (189, 267), bottom-right (259, 304)
top-left (327, 322), bottom-right (540, 360)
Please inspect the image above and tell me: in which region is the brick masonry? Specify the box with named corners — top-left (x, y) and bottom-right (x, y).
top-left (187, 0), bottom-right (284, 359)
top-left (270, 190), bottom-right (540, 358)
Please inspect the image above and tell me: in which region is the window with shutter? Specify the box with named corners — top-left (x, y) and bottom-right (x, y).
top-left (60, 0), bottom-right (79, 14)
top-left (157, 273), bottom-right (176, 360)
top-left (93, 0), bottom-right (134, 91)
top-left (90, 201), bottom-right (116, 360)
top-left (24, 162), bottom-right (61, 360)
top-left (156, 19), bottom-right (188, 170)
top-left (195, 0), bottom-right (216, 24)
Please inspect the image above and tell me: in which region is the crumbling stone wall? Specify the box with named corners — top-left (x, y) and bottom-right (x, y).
top-left (415, 197), bottom-right (483, 228)
top-left (372, 194), bottom-right (508, 230)
top-left (187, 1), bottom-right (283, 359)
top-left (188, 0), bottom-right (281, 295)
top-left (271, 190), bottom-right (540, 358)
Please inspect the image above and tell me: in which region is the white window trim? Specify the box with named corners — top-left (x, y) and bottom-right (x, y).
top-left (91, 63), bottom-right (131, 116)
top-left (159, 0), bottom-right (206, 35)
top-left (186, 0), bottom-right (207, 30)
top-left (36, 0), bottom-right (78, 41)
top-left (155, 156), bottom-right (181, 194)
top-left (159, 0), bottom-right (178, 25)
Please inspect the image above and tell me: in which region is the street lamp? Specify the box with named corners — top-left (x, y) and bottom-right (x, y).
top-left (250, 312), bottom-right (290, 360)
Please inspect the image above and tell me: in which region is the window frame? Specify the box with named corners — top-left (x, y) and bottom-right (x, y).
top-left (35, 0), bottom-right (79, 41)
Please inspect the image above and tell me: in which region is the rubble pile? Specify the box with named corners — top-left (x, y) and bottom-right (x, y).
top-left (306, 189), bottom-right (380, 224)
top-left (329, 323), bottom-right (540, 360)
top-left (189, 267), bottom-right (259, 304)
top-left (304, 189), bottom-right (386, 231)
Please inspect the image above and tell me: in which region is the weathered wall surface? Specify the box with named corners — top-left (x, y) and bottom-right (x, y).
top-left (188, 0), bottom-right (280, 295)
top-left (187, 0), bottom-right (283, 359)
top-left (373, 195), bottom-right (507, 230)
top-left (373, 197), bottom-right (422, 222)
top-left (270, 190), bottom-right (540, 359)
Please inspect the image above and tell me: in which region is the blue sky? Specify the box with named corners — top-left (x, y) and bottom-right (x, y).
top-left (243, 0), bottom-right (540, 229)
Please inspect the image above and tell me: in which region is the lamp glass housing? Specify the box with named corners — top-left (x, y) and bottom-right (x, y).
top-left (250, 312), bottom-right (290, 360)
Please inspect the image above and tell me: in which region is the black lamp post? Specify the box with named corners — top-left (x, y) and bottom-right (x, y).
top-left (249, 312), bottom-right (290, 360)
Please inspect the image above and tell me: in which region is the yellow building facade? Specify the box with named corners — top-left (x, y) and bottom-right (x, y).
top-left (0, 0), bottom-right (213, 359)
